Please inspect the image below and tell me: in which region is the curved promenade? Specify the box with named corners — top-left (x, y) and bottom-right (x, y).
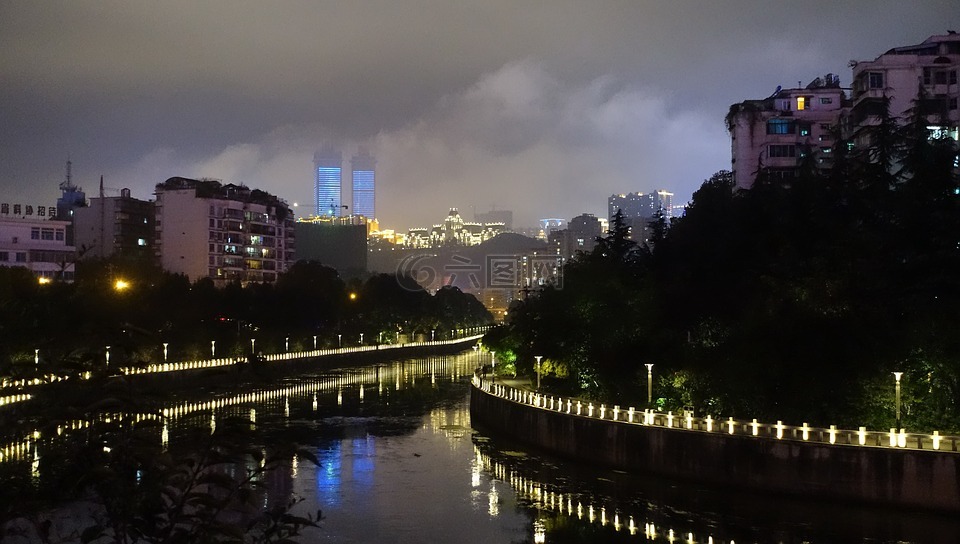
top-left (470, 378), bottom-right (960, 511)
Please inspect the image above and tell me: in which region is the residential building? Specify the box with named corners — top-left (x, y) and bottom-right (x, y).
top-left (0, 217), bottom-right (76, 282)
top-left (154, 177), bottom-right (295, 285)
top-left (351, 151), bottom-right (376, 219)
top-left (314, 148), bottom-right (343, 218)
top-left (549, 213), bottom-right (601, 261)
top-left (73, 188), bottom-right (154, 261)
top-left (850, 32), bottom-right (960, 147)
top-left (727, 75), bottom-right (850, 189)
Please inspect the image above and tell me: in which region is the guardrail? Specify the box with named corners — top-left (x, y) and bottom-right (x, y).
top-left (0, 331), bottom-right (488, 410)
top-left (473, 378), bottom-right (960, 453)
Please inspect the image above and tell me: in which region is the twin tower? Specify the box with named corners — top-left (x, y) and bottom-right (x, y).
top-left (314, 148), bottom-right (376, 219)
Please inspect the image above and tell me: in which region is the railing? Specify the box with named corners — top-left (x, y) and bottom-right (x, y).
top-left (0, 329), bottom-right (489, 409)
top-left (473, 378), bottom-right (960, 453)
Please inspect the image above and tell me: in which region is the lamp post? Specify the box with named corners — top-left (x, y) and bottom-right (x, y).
top-left (360, 333), bottom-right (364, 345)
top-left (163, 343), bottom-right (168, 362)
top-left (105, 346), bottom-right (111, 368)
top-left (35, 349), bottom-right (39, 371)
top-left (313, 335), bottom-right (317, 350)
top-left (535, 356), bottom-right (543, 391)
top-left (250, 338), bottom-right (256, 353)
top-left (645, 363), bottom-right (654, 407)
top-left (338, 334), bottom-right (342, 348)
top-left (285, 337), bottom-right (289, 352)
top-left (431, 329), bottom-right (435, 342)
top-left (894, 371), bottom-right (903, 433)
top-left (211, 340), bottom-right (216, 359)
top-left (491, 350), bottom-right (496, 384)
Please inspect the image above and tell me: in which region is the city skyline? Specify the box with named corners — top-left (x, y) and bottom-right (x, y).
top-left (1, 2), bottom-right (957, 231)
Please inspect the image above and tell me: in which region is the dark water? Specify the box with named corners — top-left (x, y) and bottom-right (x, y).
top-left (4, 352), bottom-right (960, 543)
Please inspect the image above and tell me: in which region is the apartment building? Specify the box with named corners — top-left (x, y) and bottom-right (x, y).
top-left (850, 32), bottom-right (960, 146)
top-left (154, 177), bottom-right (295, 285)
top-left (727, 76), bottom-right (849, 189)
top-left (73, 188), bottom-right (155, 261)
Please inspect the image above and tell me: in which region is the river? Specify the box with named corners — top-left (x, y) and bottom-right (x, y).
top-left (3, 351), bottom-right (959, 543)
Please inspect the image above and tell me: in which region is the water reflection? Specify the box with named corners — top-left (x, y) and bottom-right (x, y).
top-left (4, 352), bottom-right (960, 543)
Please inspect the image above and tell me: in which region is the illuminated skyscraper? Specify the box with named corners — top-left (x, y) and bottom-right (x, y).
top-left (351, 151), bottom-right (376, 219)
top-left (314, 149), bottom-right (343, 217)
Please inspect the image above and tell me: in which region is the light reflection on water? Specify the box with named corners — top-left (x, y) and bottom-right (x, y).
top-left (4, 352), bottom-right (960, 543)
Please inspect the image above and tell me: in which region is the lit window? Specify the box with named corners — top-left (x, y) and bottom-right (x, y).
top-left (796, 96), bottom-right (806, 110)
top-left (138, 238), bottom-right (147, 246)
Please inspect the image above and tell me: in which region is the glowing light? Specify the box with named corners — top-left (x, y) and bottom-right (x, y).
top-left (114, 279), bottom-right (130, 291)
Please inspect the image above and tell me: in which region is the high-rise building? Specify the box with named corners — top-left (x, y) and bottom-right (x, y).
top-left (351, 151), bottom-right (376, 219)
top-left (154, 177), bottom-right (295, 285)
top-left (314, 149), bottom-right (343, 217)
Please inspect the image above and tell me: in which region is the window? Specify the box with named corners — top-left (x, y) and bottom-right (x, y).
top-left (31, 228), bottom-right (40, 240)
top-left (796, 96), bottom-right (807, 111)
top-left (935, 70), bottom-right (948, 85)
top-left (0, 252), bottom-right (7, 262)
top-left (951, 70), bottom-right (958, 85)
top-left (768, 144), bottom-right (797, 158)
top-left (949, 97), bottom-right (958, 111)
top-left (138, 238), bottom-right (147, 246)
top-left (819, 97), bottom-right (833, 105)
top-left (41, 228), bottom-right (54, 241)
top-left (15, 252), bottom-right (27, 263)
top-left (799, 123), bottom-right (812, 137)
top-left (868, 72), bottom-right (884, 89)
top-left (923, 67), bottom-right (933, 85)
top-left (766, 119), bottom-right (795, 134)
top-left (55, 230), bottom-right (64, 241)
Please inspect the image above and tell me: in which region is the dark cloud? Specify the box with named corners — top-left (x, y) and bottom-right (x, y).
top-left (1, 1), bottom-right (957, 228)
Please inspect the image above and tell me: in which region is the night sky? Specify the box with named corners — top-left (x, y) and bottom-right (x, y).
top-left (1, 1), bottom-right (957, 230)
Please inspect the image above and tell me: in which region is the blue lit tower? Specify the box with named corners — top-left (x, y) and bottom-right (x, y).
top-left (314, 149), bottom-right (343, 217)
top-left (351, 151), bottom-right (376, 219)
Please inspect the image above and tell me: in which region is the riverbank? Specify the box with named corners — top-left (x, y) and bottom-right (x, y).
top-left (470, 380), bottom-right (960, 512)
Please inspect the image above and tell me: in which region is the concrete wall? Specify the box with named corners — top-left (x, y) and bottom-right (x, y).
top-left (470, 385), bottom-right (960, 512)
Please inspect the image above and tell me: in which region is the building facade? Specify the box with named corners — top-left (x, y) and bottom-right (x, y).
top-left (850, 32), bottom-right (960, 148)
top-left (548, 213), bottom-right (601, 261)
top-left (154, 177), bottom-right (295, 285)
top-left (727, 76), bottom-right (849, 189)
top-left (351, 151), bottom-right (376, 219)
top-left (314, 149), bottom-right (343, 218)
top-left (73, 188), bottom-right (154, 261)
top-left (0, 217), bottom-right (76, 282)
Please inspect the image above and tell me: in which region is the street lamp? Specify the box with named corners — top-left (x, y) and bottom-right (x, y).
top-left (338, 334), bottom-right (342, 348)
top-left (645, 363), bottom-right (654, 407)
top-left (431, 329), bottom-right (435, 342)
top-left (313, 335), bottom-right (317, 350)
top-left (894, 371), bottom-right (903, 433)
top-left (360, 333), bottom-right (364, 345)
top-left (211, 340), bottom-right (216, 359)
top-left (491, 350), bottom-right (496, 384)
top-left (250, 338), bottom-right (256, 353)
top-left (34, 349), bottom-right (39, 371)
top-left (163, 342), bottom-right (168, 362)
top-left (285, 336), bottom-right (289, 352)
top-left (535, 356), bottom-right (543, 391)
top-left (105, 346), bottom-right (111, 367)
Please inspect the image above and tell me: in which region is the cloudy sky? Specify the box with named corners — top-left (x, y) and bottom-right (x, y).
top-left (1, 1), bottom-right (957, 230)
